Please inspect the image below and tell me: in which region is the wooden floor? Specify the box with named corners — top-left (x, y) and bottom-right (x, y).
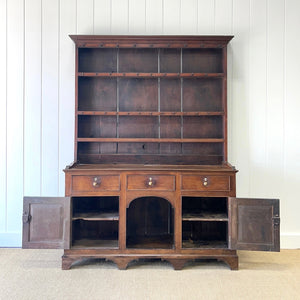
top-left (0, 249), bottom-right (299, 300)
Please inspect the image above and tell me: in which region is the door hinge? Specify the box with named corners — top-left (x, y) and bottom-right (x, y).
top-left (22, 212), bottom-right (31, 223)
top-left (272, 217), bottom-right (280, 226)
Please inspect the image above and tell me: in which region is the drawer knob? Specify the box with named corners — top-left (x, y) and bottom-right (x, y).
top-left (92, 177), bottom-right (101, 187)
top-left (147, 177), bottom-right (155, 187)
top-left (203, 177), bottom-right (208, 186)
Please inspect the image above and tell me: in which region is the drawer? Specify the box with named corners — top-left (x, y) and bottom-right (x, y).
top-left (127, 175), bottom-right (175, 191)
top-left (72, 175), bottom-right (120, 192)
top-left (181, 175), bottom-right (230, 191)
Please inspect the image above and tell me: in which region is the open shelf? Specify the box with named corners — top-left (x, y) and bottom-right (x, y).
top-left (182, 212), bottom-right (228, 222)
top-left (75, 44), bottom-right (227, 165)
top-left (182, 221), bottom-right (228, 249)
top-left (182, 197), bottom-right (228, 217)
top-left (182, 240), bottom-right (227, 249)
top-left (77, 111), bottom-right (225, 116)
top-left (72, 219), bottom-right (119, 249)
top-left (71, 197), bottom-right (119, 249)
top-left (77, 72), bottom-right (225, 78)
top-left (72, 196), bottom-right (119, 217)
top-left (181, 197), bottom-right (228, 249)
top-left (72, 238), bottom-right (119, 249)
top-left (77, 138), bottom-right (225, 143)
top-left (72, 212), bottom-right (119, 221)
top-left (126, 236), bottom-right (173, 249)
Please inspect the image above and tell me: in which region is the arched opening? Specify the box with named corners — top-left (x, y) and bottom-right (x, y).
top-left (126, 197), bottom-right (174, 249)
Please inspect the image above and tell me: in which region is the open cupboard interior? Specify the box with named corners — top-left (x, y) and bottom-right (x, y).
top-left (22, 35), bottom-right (280, 270)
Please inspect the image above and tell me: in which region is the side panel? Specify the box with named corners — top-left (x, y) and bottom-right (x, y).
top-left (229, 198), bottom-right (280, 251)
top-left (22, 197), bottom-right (70, 249)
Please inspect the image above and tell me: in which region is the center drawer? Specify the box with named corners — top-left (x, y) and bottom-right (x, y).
top-left (127, 175), bottom-right (175, 191)
top-left (72, 175), bottom-right (120, 192)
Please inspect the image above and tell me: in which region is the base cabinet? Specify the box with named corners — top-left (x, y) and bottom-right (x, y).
top-left (22, 167), bottom-right (280, 270)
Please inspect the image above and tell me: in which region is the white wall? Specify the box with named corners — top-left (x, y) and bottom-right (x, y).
top-left (0, 0), bottom-right (299, 248)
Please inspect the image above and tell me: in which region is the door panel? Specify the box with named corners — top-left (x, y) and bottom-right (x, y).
top-left (229, 198), bottom-right (280, 251)
top-left (22, 197), bottom-right (70, 249)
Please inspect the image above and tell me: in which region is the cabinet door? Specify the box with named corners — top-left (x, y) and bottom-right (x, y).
top-left (229, 198), bottom-right (280, 251)
top-left (22, 197), bottom-right (70, 249)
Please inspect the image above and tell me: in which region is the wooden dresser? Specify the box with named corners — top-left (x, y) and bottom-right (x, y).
top-left (22, 35), bottom-right (280, 270)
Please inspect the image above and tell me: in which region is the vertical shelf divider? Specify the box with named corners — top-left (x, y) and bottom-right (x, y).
top-left (116, 47), bottom-right (120, 154)
top-left (180, 48), bottom-right (183, 154)
top-left (158, 48), bottom-right (161, 154)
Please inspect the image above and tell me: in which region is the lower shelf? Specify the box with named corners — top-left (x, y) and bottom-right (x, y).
top-left (182, 240), bottom-right (227, 249)
top-left (127, 235), bottom-right (174, 249)
top-left (72, 239), bottom-right (119, 249)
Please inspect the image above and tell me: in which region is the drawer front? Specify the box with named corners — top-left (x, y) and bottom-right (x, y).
top-left (72, 175), bottom-right (120, 192)
top-left (181, 175), bottom-right (230, 191)
top-left (127, 175), bottom-right (175, 191)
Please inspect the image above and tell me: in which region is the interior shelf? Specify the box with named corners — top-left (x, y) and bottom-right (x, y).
top-left (77, 111), bottom-right (225, 116)
top-left (72, 239), bottom-right (119, 249)
top-left (182, 240), bottom-right (228, 249)
top-left (77, 138), bottom-right (225, 143)
top-left (126, 236), bottom-right (174, 249)
top-left (77, 72), bottom-right (225, 78)
top-left (72, 212), bottom-right (119, 221)
top-left (182, 212), bottom-right (228, 222)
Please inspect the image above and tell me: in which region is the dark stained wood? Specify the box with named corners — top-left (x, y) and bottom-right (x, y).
top-left (182, 213), bottom-right (228, 221)
top-left (77, 111), bottom-right (225, 116)
top-left (160, 79), bottom-right (181, 112)
top-left (72, 239), bottom-right (119, 249)
top-left (22, 197), bottom-right (70, 249)
top-left (78, 77), bottom-right (117, 111)
top-left (77, 138), bottom-right (224, 143)
top-left (229, 198), bottom-right (280, 251)
top-left (74, 37), bottom-right (228, 165)
top-left (22, 35), bottom-right (280, 271)
top-left (78, 115), bottom-right (117, 138)
top-left (118, 116), bottom-right (159, 138)
top-left (183, 79), bottom-right (223, 112)
top-left (76, 154), bottom-right (225, 166)
top-left (160, 48), bottom-right (181, 73)
top-left (119, 78), bottom-right (158, 112)
top-left (183, 116), bottom-right (223, 139)
top-left (78, 48), bottom-right (117, 72)
top-left (182, 48), bottom-right (223, 73)
top-left (78, 72), bottom-right (224, 78)
top-left (119, 48), bottom-right (158, 72)
top-left (69, 35), bottom-right (234, 48)
top-left (72, 212), bottom-right (119, 221)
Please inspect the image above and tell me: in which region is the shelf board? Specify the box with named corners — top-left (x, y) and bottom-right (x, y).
top-left (77, 111), bottom-right (224, 116)
top-left (182, 212), bottom-right (228, 222)
top-left (72, 212), bottom-right (119, 221)
top-left (72, 239), bottom-right (118, 249)
top-left (182, 240), bottom-right (227, 249)
top-left (77, 138), bottom-right (225, 143)
top-left (78, 72), bottom-right (224, 78)
top-left (126, 236), bottom-right (174, 249)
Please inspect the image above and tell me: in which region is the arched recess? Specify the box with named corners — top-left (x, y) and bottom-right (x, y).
top-left (126, 196), bottom-right (174, 249)
top-left (126, 194), bottom-right (174, 208)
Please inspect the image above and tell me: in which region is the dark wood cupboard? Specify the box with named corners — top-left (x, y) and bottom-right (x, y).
top-left (22, 35), bottom-right (280, 270)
